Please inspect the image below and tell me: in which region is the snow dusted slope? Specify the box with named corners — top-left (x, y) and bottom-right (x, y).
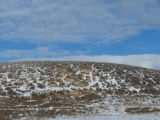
top-left (0, 61), bottom-right (160, 119)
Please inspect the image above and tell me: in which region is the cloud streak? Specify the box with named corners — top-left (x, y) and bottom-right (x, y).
top-left (0, 0), bottom-right (160, 44)
top-left (0, 47), bottom-right (70, 58)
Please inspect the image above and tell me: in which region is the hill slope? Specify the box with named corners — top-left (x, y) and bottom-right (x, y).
top-left (0, 61), bottom-right (160, 119)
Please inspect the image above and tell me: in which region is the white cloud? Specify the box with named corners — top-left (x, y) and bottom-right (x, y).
top-left (0, 0), bottom-right (160, 44)
top-left (12, 54), bottom-right (160, 70)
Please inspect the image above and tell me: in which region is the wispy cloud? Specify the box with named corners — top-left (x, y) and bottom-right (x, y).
top-left (0, 0), bottom-right (159, 70)
top-left (0, 0), bottom-right (160, 44)
top-left (0, 46), bottom-right (70, 58)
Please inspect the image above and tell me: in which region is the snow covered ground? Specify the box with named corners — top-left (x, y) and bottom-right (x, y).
top-left (56, 114), bottom-right (160, 120)
top-left (20, 114), bottom-right (160, 120)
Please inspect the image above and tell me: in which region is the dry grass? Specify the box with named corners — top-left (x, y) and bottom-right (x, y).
top-left (0, 61), bottom-right (160, 119)
top-left (125, 107), bottom-right (160, 114)
top-left (0, 111), bottom-right (10, 120)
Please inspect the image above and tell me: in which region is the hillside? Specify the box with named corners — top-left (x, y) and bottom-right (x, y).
top-left (0, 61), bottom-right (160, 119)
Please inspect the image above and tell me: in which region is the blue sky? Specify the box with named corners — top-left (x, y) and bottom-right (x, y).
top-left (0, 0), bottom-right (160, 69)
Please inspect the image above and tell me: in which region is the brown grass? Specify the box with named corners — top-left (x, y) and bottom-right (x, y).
top-left (125, 107), bottom-right (160, 114)
top-left (0, 111), bottom-right (11, 120)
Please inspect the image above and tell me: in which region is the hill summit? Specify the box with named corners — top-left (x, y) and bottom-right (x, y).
top-left (0, 61), bottom-right (160, 119)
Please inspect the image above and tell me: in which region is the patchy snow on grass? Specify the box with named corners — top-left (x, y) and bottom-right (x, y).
top-left (129, 86), bottom-right (140, 92)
